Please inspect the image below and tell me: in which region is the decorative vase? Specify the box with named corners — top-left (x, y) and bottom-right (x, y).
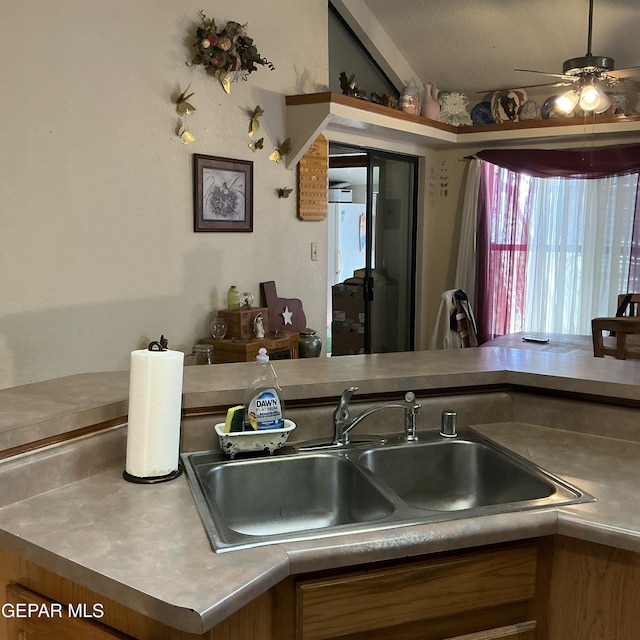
top-left (299, 328), bottom-right (322, 358)
top-left (400, 86), bottom-right (421, 116)
top-left (227, 285), bottom-right (241, 310)
top-left (422, 82), bottom-right (440, 120)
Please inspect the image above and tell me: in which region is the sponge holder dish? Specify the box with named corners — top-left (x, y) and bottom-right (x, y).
top-left (214, 420), bottom-right (296, 458)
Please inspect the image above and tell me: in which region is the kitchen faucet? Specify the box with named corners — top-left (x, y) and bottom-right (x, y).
top-left (332, 386), bottom-right (421, 446)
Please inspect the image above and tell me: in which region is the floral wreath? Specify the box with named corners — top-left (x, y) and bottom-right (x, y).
top-left (189, 11), bottom-right (275, 93)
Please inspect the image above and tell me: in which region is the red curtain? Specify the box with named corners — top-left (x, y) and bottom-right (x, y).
top-left (476, 163), bottom-right (532, 343)
top-left (476, 143), bottom-right (640, 179)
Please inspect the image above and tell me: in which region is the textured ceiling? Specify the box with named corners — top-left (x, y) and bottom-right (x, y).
top-left (363, 0), bottom-right (640, 98)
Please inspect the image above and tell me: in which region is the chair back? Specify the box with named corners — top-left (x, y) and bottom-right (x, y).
top-left (616, 293), bottom-right (640, 317)
top-left (591, 317), bottom-right (640, 360)
top-left (430, 289), bottom-right (478, 349)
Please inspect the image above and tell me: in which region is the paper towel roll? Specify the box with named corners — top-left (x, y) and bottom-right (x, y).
top-left (125, 347), bottom-right (184, 480)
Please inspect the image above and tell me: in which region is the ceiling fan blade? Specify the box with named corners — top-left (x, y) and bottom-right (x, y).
top-left (608, 65), bottom-right (640, 79)
top-left (514, 68), bottom-right (575, 80)
top-left (614, 78), bottom-right (640, 90)
top-left (476, 80), bottom-right (573, 95)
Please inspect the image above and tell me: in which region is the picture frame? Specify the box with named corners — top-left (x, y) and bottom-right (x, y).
top-left (193, 154), bottom-right (253, 232)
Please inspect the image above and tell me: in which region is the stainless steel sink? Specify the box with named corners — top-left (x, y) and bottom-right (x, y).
top-left (189, 453), bottom-right (394, 540)
top-left (182, 427), bottom-right (594, 552)
top-left (355, 438), bottom-right (555, 511)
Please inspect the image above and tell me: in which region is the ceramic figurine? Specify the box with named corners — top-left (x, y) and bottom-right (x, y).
top-left (253, 313), bottom-right (265, 339)
top-left (422, 82), bottom-right (440, 120)
top-left (519, 100), bottom-right (540, 120)
top-left (438, 91), bottom-right (472, 126)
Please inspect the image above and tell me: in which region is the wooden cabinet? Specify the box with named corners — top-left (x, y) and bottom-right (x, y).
top-left (200, 332), bottom-right (299, 363)
top-left (1, 542), bottom-right (541, 640)
top-left (546, 536), bottom-right (640, 640)
top-left (3, 536), bottom-right (640, 640)
top-left (293, 543), bottom-right (539, 640)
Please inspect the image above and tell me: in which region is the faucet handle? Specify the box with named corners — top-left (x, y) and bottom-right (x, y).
top-left (334, 386), bottom-right (358, 421)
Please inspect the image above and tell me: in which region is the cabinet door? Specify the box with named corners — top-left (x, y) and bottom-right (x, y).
top-left (5, 584), bottom-right (134, 640)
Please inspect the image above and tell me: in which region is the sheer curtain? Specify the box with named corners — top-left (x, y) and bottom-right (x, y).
top-left (524, 173), bottom-right (637, 334)
top-left (471, 144), bottom-right (640, 341)
top-left (454, 158), bottom-right (481, 308)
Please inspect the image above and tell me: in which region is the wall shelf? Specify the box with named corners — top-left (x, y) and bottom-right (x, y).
top-left (285, 92), bottom-right (640, 168)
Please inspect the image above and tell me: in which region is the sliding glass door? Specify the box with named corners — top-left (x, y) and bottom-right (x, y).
top-left (328, 145), bottom-right (418, 354)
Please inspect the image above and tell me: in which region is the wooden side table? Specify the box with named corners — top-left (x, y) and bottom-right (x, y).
top-left (201, 332), bottom-right (299, 363)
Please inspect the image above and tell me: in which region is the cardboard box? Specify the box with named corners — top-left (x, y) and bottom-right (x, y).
top-left (331, 320), bottom-right (365, 356)
top-left (331, 283), bottom-right (364, 324)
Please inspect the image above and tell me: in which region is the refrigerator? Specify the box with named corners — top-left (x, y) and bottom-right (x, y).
top-left (327, 203), bottom-right (367, 285)
top-left (327, 203), bottom-right (367, 354)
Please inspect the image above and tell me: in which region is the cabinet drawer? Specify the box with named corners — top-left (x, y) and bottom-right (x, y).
top-left (296, 545), bottom-right (537, 640)
top-left (444, 620), bottom-right (536, 639)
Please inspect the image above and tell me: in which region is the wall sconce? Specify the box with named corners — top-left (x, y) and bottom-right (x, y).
top-left (556, 79), bottom-right (611, 115)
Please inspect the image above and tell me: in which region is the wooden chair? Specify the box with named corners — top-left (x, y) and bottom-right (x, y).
top-left (591, 317), bottom-right (640, 360)
top-left (616, 293), bottom-right (640, 317)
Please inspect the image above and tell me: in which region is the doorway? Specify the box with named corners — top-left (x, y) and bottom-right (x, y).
top-left (327, 144), bottom-right (418, 356)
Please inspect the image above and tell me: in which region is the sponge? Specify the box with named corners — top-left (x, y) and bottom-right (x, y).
top-left (224, 405), bottom-right (245, 433)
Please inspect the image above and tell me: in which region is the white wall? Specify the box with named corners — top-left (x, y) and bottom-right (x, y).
top-left (0, 0), bottom-right (328, 389)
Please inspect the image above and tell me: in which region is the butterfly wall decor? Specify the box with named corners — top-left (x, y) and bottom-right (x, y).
top-left (248, 137), bottom-right (264, 152)
top-left (276, 187), bottom-right (293, 198)
top-left (248, 105), bottom-right (264, 137)
top-left (269, 138), bottom-right (291, 164)
top-left (175, 85), bottom-right (196, 144)
top-left (175, 85), bottom-right (196, 116)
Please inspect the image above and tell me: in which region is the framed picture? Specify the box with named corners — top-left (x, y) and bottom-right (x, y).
top-left (193, 154), bottom-right (253, 232)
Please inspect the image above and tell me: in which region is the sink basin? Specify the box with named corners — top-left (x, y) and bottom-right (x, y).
top-left (184, 451), bottom-right (394, 549)
top-left (355, 439), bottom-right (555, 511)
top-left (182, 427), bottom-right (594, 552)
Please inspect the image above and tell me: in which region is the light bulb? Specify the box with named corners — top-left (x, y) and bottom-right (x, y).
top-left (578, 80), bottom-right (611, 113)
top-left (556, 90), bottom-right (579, 114)
top-left (579, 84), bottom-right (600, 111)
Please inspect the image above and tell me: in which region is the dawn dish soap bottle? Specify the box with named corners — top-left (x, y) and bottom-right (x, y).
top-left (243, 348), bottom-right (284, 430)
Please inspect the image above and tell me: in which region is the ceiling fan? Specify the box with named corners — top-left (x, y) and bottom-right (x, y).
top-left (486, 0), bottom-right (640, 114)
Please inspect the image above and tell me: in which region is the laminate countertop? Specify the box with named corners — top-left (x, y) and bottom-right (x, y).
top-left (1, 347), bottom-right (640, 634)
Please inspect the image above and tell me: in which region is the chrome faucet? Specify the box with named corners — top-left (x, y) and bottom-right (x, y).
top-left (332, 386), bottom-right (421, 446)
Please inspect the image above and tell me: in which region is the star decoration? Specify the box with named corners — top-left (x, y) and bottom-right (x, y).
top-left (282, 306), bottom-right (293, 325)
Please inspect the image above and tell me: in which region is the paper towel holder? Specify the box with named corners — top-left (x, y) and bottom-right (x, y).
top-left (148, 337), bottom-right (167, 351)
top-left (123, 336), bottom-right (183, 484)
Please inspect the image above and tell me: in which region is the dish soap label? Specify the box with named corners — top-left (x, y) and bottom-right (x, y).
top-left (243, 347), bottom-right (285, 430)
top-left (246, 389), bottom-right (283, 430)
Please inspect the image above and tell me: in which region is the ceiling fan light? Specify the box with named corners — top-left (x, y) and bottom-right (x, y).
top-left (578, 80), bottom-right (611, 113)
top-left (556, 90), bottom-right (580, 114)
top-left (593, 84), bottom-right (611, 114)
top-left (579, 83), bottom-right (601, 111)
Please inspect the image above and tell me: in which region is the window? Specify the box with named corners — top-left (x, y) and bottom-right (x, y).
top-left (476, 156), bottom-right (640, 339)
top-left (328, 4), bottom-right (399, 98)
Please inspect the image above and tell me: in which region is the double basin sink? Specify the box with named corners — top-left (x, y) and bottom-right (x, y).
top-left (182, 427), bottom-right (594, 552)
